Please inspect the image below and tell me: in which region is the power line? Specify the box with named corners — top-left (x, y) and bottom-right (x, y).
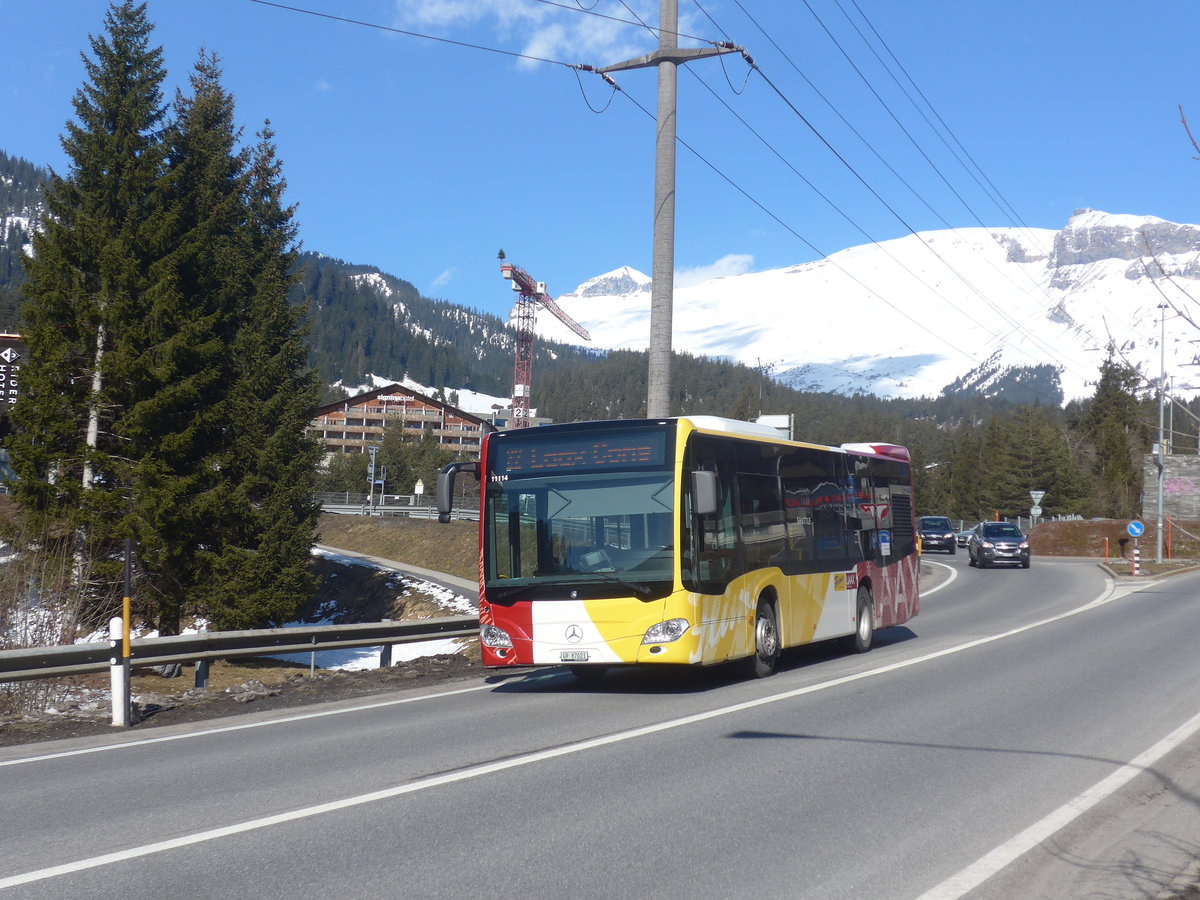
top-left (598, 72), bottom-right (984, 368)
top-left (247, 0), bottom-right (1112, 395)
top-left (247, 0), bottom-right (590, 68)
top-left (718, 1), bottom-right (1102, 385)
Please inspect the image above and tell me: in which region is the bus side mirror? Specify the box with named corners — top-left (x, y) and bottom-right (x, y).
top-left (692, 470), bottom-right (718, 517)
top-left (437, 461), bottom-right (479, 523)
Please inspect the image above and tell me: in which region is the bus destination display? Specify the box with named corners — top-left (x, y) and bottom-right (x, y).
top-left (494, 429), bottom-right (668, 475)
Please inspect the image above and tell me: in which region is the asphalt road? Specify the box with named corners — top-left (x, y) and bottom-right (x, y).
top-left (2, 555), bottom-right (1198, 899)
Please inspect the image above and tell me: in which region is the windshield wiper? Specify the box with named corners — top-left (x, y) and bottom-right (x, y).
top-left (487, 574), bottom-right (656, 600)
top-left (488, 584), bottom-right (534, 602)
top-left (589, 572), bottom-right (654, 595)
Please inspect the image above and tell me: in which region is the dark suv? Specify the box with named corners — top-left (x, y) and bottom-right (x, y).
top-left (967, 521), bottom-right (1031, 568)
top-left (918, 516), bottom-right (956, 554)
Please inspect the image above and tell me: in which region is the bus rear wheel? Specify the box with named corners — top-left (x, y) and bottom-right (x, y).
top-left (744, 596), bottom-right (780, 678)
top-left (848, 585), bottom-right (875, 653)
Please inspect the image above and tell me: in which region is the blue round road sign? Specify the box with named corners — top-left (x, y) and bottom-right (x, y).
top-left (1127, 521), bottom-right (1145, 538)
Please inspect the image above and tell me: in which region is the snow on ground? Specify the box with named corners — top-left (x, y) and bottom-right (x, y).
top-left (290, 548), bottom-right (475, 671)
top-left (75, 549), bottom-right (476, 672)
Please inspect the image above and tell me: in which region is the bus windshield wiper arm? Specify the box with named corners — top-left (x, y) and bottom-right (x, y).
top-left (592, 572), bottom-right (653, 595)
top-left (489, 584), bottom-right (532, 601)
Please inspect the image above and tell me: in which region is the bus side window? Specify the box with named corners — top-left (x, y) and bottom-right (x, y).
top-left (737, 472), bottom-right (786, 571)
top-left (696, 462), bottom-right (737, 586)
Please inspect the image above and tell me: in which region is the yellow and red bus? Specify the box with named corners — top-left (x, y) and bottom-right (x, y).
top-left (437, 416), bottom-right (918, 680)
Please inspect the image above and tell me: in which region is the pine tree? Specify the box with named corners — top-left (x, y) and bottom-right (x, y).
top-left (1006, 405), bottom-right (1091, 517)
top-left (9, 1), bottom-right (169, 608)
top-left (111, 49), bottom-right (250, 633)
top-left (202, 123), bottom-right (322, 631)
top-left (945, 422), bottom-right (988, 522)
top-left (9, 8), bottom-right (322, 634)
top-left (1080, 350), bottom-right (1150, 518)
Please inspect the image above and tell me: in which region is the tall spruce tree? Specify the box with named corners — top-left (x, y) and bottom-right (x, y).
top-left (1080, 350), bottom-right (1150, 518)
top-left (115, 50), bottom-right (251, 634)
top-left (203, 123), bottom-right (322, 631)
top-left (9, 5), bottom-right (320, 634)
top-left (9, 2), bottom-right (168, 596)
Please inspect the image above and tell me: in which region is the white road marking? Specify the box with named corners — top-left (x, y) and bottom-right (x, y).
top-left (0, 683), bottom-right (494, 769)
top-left (916, 706), bottom-right (1200, 899)
top-left (919, 559), bottom-right (958, 597)
top-left (1, 574), bottom-right (1174, 891)
top-left (0, 555), bottom-right (966, 769)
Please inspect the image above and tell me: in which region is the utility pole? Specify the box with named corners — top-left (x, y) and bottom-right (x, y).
top-left (600, 1), bottom-right (738, 418)
top-left (1156, 302), bottom-right (1168, 563)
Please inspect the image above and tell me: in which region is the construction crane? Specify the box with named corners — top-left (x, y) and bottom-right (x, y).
top-left (499, 250), bottom-right (591, 428)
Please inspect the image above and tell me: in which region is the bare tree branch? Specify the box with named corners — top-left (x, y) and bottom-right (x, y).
top-left (1180, 104), bottom-right (1200, 160)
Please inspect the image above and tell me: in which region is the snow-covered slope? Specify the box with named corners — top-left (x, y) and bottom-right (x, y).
top-left (533, 210), bottom-right (1200, 402)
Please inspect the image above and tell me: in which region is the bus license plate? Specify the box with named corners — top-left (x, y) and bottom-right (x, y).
top-left (560, 650), bottom-right (589, 662)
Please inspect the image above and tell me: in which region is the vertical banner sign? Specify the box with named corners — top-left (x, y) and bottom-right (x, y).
top-left (0, 334), bottom-right (23, 410)
top-left (0, 335), bottom-right (25, 484)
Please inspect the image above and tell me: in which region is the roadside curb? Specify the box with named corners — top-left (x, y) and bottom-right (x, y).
top-left (1096, 560), bottom-right (1200, 582)
top-left (1157, 858), bottom-right (1200, 899)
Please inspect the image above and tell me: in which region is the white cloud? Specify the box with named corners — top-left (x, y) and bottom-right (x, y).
top-left (390, 0), bottom-right (659, 68)
top-left (431, 268), bottom-right (454, 289)
top-left (675, 253), bottom-right (755, 288)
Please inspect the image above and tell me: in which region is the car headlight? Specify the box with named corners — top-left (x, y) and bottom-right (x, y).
top-left (980, 541), bottom-right (994, 549)
top-left (1019, 541), bottom-right (1030, 549)
top-left (943, 532), bottom-right (953, 538)
top-left (480, 624), bottom-right (513, 648)
top-left (642, 618), bottom-right (689, 644)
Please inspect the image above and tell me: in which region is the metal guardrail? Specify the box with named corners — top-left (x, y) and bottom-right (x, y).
top-left (0, 615), bottom-right (479, 683)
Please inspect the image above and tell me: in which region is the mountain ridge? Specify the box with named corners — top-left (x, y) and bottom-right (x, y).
top-left (539, 209), bottom-right (1200, 404)
top-left (5, 147), bottom-right (1195, 412)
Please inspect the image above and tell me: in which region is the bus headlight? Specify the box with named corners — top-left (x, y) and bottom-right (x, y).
top-left (480, 624), bottom-right (513, 648)
top-left (642, 618), bottom-right (689, 644)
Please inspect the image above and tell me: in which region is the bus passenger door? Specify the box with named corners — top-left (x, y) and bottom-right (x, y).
top-left (686, 459), bottom-right (739, 593)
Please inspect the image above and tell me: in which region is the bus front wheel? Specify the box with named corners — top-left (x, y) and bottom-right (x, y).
top-left (744, 596), bottom-right (780, 678)
top-left (849, 586), bottom-right (875, 653)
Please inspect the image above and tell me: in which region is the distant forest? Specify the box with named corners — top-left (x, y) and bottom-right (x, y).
top-left (3, 148), bottom-right (1195, 523)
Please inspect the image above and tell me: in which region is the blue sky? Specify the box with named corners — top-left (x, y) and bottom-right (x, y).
top-left (3, 0), bottom-right (1198, 322)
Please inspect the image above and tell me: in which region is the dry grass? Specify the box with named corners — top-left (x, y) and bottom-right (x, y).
top-left (1028, 518), bottom-right (1200, 577)
top-left (318, 514), bottom-right (1200, 580)
top-left (11, 513), bottom-right (1198, 719)
top-left (316, 514), bottom-right (478, 582)
top-left (2, 514), bottom-right (483, 717)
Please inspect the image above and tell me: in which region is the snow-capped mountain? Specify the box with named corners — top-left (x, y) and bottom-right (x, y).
top-left (532, 210), bottom-right (1200, 403)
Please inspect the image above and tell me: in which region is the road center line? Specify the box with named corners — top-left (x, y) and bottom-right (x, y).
top-left (0, 575), bottom-right (1163, 889)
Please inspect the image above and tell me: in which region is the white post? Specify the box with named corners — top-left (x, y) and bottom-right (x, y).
top-left (108, 616), bottom-right (129, 727)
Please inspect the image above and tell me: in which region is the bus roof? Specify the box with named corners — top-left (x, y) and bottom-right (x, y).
top-left (679, 415), bottom-right (786, 441)
top-left (486, 417), bottom-right (910, 462)
top-left (840, 442), bottom-right (911, 462)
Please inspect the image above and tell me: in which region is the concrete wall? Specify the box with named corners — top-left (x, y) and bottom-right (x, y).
top-left (1142, 454), bottom-right (1200, 519)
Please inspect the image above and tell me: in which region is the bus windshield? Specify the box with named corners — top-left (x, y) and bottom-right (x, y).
top-left (484, 468), bottom-right (675, 595)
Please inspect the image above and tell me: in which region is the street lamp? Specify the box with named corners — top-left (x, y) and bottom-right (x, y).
top-left (368, 445), bottom-right (378, 515)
